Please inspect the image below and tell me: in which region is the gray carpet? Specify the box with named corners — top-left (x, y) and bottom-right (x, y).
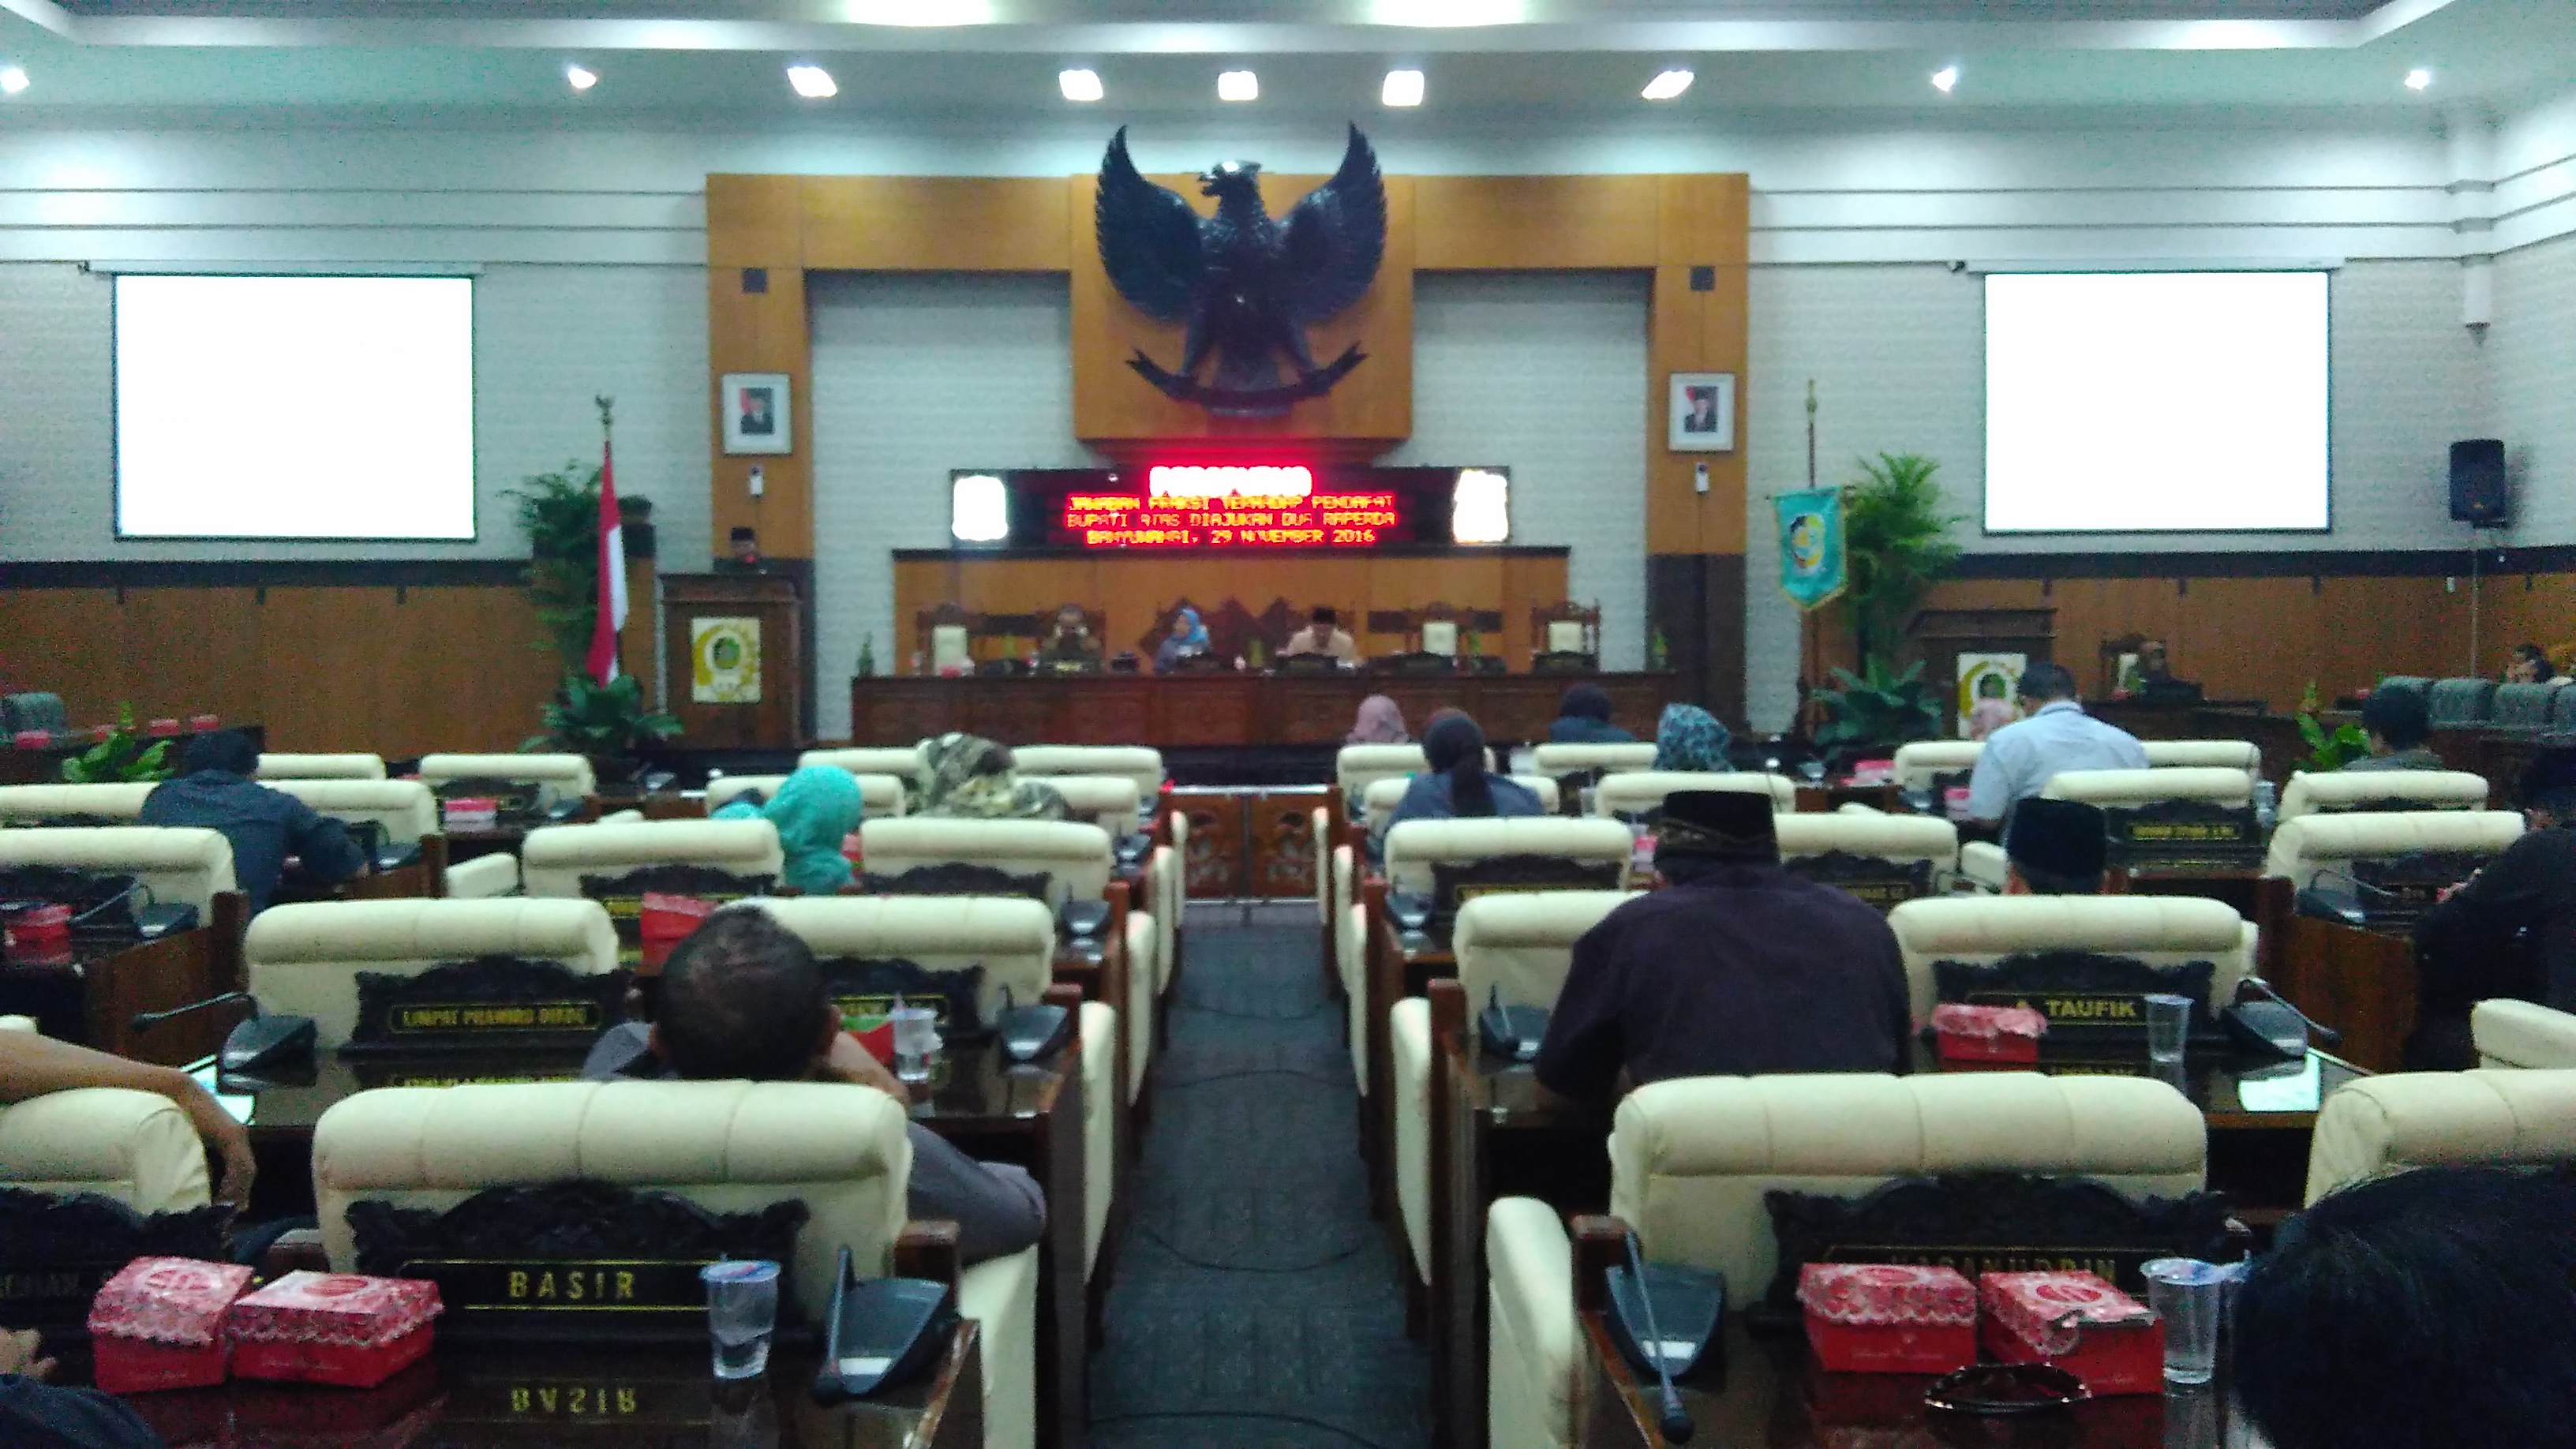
top-left (1088, 916), bottom-right (1430, 1449)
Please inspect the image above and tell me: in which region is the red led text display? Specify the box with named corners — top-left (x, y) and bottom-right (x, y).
top-left (1058, 490), bottom-right (1403, 549)
top-left (982, 465), bottom-right (1466, 552)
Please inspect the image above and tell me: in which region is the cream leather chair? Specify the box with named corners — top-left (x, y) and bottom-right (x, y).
top-left (799, 747), bottom-right (929, 800)
top-left (1380, 817), bottom-right (1634, 898)
top-left (314, 1078), bottom-right (1038, 1449)
top-left (1359, 775), bottom-right (1559, 837)
top-left (521, 819), bottom-right (786, 899)
top-left (860, 818), bottom-right (1158, 1107)
top-left (750, 896), bottom-right (1119, 1284)
top-left (417, 753), bottom-right (595, 808)
top-left (2043, 766), bottom-right (2252, 808)
top-left (1893, 740), bottom-right (1982, 792)
top-left (1529, 742), bottom-right (1659, 780)
top-left (0, 1086), bottom-right (212, 1214)
top-left (707, 773), bottom-right (908, 821)
top-left (1956, 841), bottom-right (2011, 893)
top-left (1039, 775), bottom-right (1144, 837)
top-left (1337, 849), bottom-right (1371, 1093)
top-left (0, 826), bottom-right (236, 913)
top-left (269, 778), bottom-right (438, 844)
top-left (256, 753), bottom-right (387, 782)
top-left (2275, 769), bottom-right (2491, 823)
top-left (0, 784), bottom-right (155, 825)
top-left (1592, 771), bottom-right (1795, 818)
top-left (243, 898), bottom-right (619, 1050)
top-left (2140, 739), bottom-right (2262, 780)
top-left (1488, 1073), bottom-right (2205, 1449)
top-left (1885, 894), bottom-right (2257, 1028)
top-left (2471, 1000), bottom-right (2576, 1069)
top-left (1338, 744), bottom-right (1428, 811)
top-left (2260, 810), bottom-right (2523, 889)
top-left (0, 1016), bottom-right (32, 1032)
top-left (2304, 1069), bottom-right (2576, 1204)
top-left (1009, 746), bottom-right (1164, 799)
top-left (1388, 891), bottom-right (1633, 1285)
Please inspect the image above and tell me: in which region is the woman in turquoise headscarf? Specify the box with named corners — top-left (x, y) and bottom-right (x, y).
top-left (713, 765), bottom-right (864, 894)
top-left (1653, 702), bottom-right (1734, 773)
top-left (1155, 606), bottom-right (1211, 673)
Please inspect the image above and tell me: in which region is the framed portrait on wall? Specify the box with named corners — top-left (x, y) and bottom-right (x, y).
top-left (720, 373), bottom-right (792, 455)
top-left (1667, 372), bottom-right (1736, 452)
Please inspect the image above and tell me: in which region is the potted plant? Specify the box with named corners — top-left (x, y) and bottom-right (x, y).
top-left (1811, 453), bottom-right (1964, 759)
top-left (524, 673), bottom-right (680, 788)
top-left (61, 704), bottom-right (174, 784)
top-left (2295, 681), bottom-right (2370, 772)
top-left (507, 451), bottom-right (681, 786)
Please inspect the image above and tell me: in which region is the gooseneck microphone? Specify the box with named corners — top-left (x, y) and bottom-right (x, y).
top-left (130, 991), bottom-right (254, 1035)
top-left (2237, 978), bottom-right (2342, 1046)
top-left (1623, 1233), bottom-right (1694, 1446)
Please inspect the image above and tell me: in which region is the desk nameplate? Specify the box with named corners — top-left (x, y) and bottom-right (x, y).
top-left (1934, 952), bottom-right (2216, 1037)
top-left (349, 957), bottom-right (625, 1052)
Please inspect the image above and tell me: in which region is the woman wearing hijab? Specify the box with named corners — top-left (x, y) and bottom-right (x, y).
top-left (713, 764), bottom-right (863, 894)
top-left (917, 733), bottom-right (1072, 821)
top-left (1383, 712), bottom-right (1544, 837)
top-left (1546, 683), bottom-right (1632, 744)
top-left (1155, 607), bottom-right (1211, 673)
top-left (1346, 695), bottom-right (1410, 746)
top-left (1653, 702), bottom-right (1734, 773)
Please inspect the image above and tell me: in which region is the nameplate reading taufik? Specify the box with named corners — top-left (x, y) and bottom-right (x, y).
top-left (1934, 953), bottom-right (2214, 1035)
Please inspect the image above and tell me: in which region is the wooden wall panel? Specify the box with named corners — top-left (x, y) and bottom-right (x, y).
top-left (706, 267), bottom-right (812, 560)
top-left (0, 585), bottom-right (557, 759)
top-left (800, 178), bottom-right (1068, 273)
top-left (1412, 176), bottom-right (1659, 271)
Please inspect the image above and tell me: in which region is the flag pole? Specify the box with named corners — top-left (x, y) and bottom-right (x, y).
top-left (1801, 380), bottom-right (1822, 739)
top-left (585, 395), bottom-right (627, 688)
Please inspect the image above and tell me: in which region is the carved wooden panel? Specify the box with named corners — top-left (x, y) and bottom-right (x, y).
top-left (1249, 789), bottom-right (1329, 899)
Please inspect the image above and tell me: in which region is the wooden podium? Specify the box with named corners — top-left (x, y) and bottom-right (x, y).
top-left (662, 573), bottom-right (803, 749)
top-left (1908, 606), bottom-right (2056, 736)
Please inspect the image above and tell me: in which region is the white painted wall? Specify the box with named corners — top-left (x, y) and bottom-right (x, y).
top-left (2491, 233), bottom-right (2576, 545)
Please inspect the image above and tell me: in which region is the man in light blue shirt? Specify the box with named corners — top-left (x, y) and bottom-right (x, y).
top-left (1965, 662), bottom-right (2150, 823)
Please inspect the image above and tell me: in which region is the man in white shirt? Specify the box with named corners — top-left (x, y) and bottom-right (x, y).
top-left (1965, 661), bottom-right (2149, 823)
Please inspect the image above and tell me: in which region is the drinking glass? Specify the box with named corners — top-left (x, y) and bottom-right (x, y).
top-left (2140, 1257), bottom-right (2234, 1387)
top-left (1799, 759), bottom-right (1827, 784)
top-left (2144, 993), bottom-right (2192, 1067)
top-left (700, 1260), bottom-right (781, 1380)
top-left (889, 1005), bottom-right (941, 1084)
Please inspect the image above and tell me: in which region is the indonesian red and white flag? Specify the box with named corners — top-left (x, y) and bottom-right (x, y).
top-left (585, 440), bottom-right (627, 685)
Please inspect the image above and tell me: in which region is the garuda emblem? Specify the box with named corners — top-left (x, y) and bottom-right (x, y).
top-left (1095, 125), bottom-right (1387, 417)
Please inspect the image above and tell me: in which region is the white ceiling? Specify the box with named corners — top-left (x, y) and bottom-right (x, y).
top-left (0, 0), bottom-right (2566, 118)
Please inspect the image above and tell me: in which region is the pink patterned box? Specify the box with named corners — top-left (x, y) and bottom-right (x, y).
top-left (1797, 1263), bottom-right (1978, 1375)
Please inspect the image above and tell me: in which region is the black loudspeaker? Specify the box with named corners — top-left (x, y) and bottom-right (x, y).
top-left (2451, 439), bottom-right (2508, 525)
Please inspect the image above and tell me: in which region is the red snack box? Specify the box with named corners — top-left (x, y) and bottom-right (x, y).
top-left (1979, 1271), bottom-right (2164, 1396)
top-left (639, 891), bottom-right (716, 969)
top-left (11, 729), bottom-right (49, 750)
top-left (144, 717), bottom-right (182, 738)
top-left (186, 714), bottom-right (220, 733)
top-left (1930, 1003), bottom-right (2048, 1064)
top-left (1797, 1264), bottom-right (1978, 1375)
top-left (227, 1271), bottom-right (441, 1389)
top-left (5, 903), bottom-right (72, 953)
top-left (87, 1256), bottom-right (256, 1394)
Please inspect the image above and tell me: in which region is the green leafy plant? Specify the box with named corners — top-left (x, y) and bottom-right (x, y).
top-left (2295, 680), bottom-right (2370, 772)
top-left (1811, 659), bottom-right (1944, 751)
top-left (61, 704), bottom-right (173, 784)
top-left (525, 672), bottom-right (680, 756)
top-left (506, 461), bottom-right (605, 672)
top-left (1842, 453), bottom-right (1965, 675)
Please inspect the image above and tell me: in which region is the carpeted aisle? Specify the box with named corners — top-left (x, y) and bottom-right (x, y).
top-left (1088, 909), bottom-right (1431, 1449)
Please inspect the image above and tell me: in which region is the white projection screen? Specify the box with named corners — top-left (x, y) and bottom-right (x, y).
top-left (115, 275), bottom-right (476, 540)
top-left (1983, 271), bottom-right (2329, 533)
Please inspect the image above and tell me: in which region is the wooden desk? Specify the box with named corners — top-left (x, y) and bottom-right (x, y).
top-left (1, 915), bottom-right (244, 1067)
top-left (2274, 914), bottom-right (2419, 1073)
top-left (848, 671), bottom-right (1683, 748)
top-left (97, 1333), bottom-right (984, 1449)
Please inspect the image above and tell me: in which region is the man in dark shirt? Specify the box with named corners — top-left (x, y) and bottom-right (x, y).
top-left (137, 731), bottom-right (364, 913)
top-left (2406, 746), bottom-right (2576, 1069)
top-left (2002, 798), bottom-right (2109, 896)
top-left (583, 906), bottom-right (1046, 1266)
top-left (1534, 790), bottom-right (1911, 1111)
top-left (2342, 685), bottom-right (2447, 773)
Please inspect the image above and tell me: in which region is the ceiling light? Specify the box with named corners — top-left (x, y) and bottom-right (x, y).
top-left (1059, 68), bottom-right (1103, 102)
top-left (1641, 69), bottom-right (1692, 101)
top-left (1931, 65), bottom-right (1960, 93)
top-left (847, 0), bottom-right (990, 22)
top-left (2404, 67), bottom-right (2432, 90)
top-left (1218, 69), bottom-right (1258, 102)
top-left (1372, 0), bottom-right (1522, 24)
top-left (0, 67), bottom-right (26, 96)
top-left (787, 65), bottom-right (837, 99)
top-left (1382, 69), bottom-right (1424, 107)
top-left (564, 62), bottom-right (597, 92)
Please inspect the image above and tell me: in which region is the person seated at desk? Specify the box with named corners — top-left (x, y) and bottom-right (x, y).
top-left (2001, 797), bottom-right (2110, 895)
top-left (1533, 790), bottom-right (1910, 1114)
top-left (1653, 702), bottom-right (1732, 771)
top-left (1546, 683), bottom-right (1633, 744)
top-left (1, 1028), bottom-right (255, 1208)
top-left (1346, 694), bottom-right (1409, 746)
top-left (1035, 603), bottom-right (1103, 672)
top-left (1154, 606), bottom-right (1211, 673)
top-left (2342, 684), bottom-right (2446, 773)
top-left (917, 733), bottom-right (1070, 822)
top-left (138, 729), bottom-right (364, 914)
top-left (2405, 745), bottom-right (2576, 1069)
top-left (2132, 638), bottom-right (2204, 705)
top-left (2232, 1166), bottom-right (2576, 1449)
top-left (583, 907), bottom-right (1044, 1265)
top-left (1381, 712), bottom-right (1544, 838)
top-left (1964, 662), bottom-right (2149, 824)
top-left (1279, 606), bottom-right (1360, 665)
top-left (2506, 640), bottom-right (2569, 686)
top-left (710, 765), bottom-right (861, 895)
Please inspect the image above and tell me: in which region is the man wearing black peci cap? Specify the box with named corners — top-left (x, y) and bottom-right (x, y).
top-left (1533, 790), bottom-right (1911, 1112)
top-left (2002, 798), bottom-right (2110, 896)
top-left (2406, 746), bottom-right (2576, 1069)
